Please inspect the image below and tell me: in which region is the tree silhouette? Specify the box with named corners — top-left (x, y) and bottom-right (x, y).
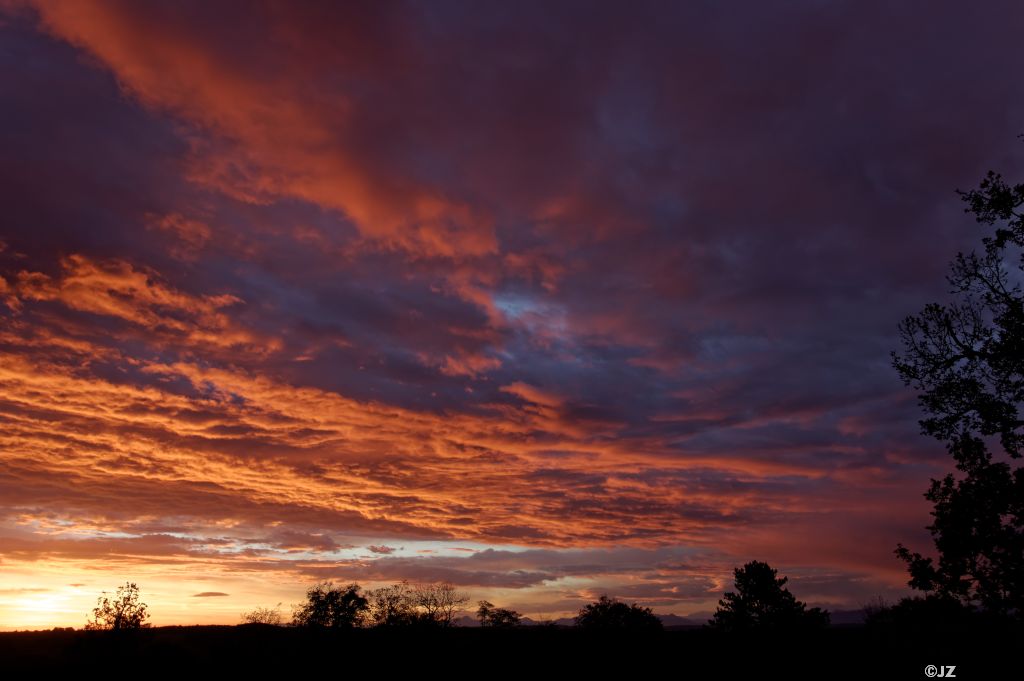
top-left (366, 581), bottom-right (417, 627)
top-left (413, 582), bottom-right (469, 627)
top-left (85, 582), bottom-right (150, 630)
top-left (292, 582), bottom-right (367, 628)
top-left (365, 581), bottom-right (469, 627)
top-left (892, 163), bottom-right (1024, 617)
top-left (476, 600), bottom-right (522, 627)
top-left (709, 561), bottom-right (829, 631)
top-left (574, 595), bottom-right (662, 630)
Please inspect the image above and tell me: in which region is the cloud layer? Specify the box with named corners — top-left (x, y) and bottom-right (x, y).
top-left (2, 0), bottom-right (1024, 627)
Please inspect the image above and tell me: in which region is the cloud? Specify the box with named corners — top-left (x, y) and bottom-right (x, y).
top-left (366, 545), bottom-right (398, 555)
top-left (12, 255), bottom-right (255, 342)
top-left (192, 591), bottom-right (229, 598)
top-left (146, 213), bottom-right (212, 262)
top-left (500, 382), bottom-right (563, 409)
top-left (22, 0), bottom-right (497, 259)
top-left (2, 0), bottom-right (1024, 626)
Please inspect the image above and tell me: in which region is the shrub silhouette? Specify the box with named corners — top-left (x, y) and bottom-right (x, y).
top-left (863, 594), bottom-right (975, 633)
top-left (709, 561), bottom-right (829, 631)
top-left (476, 600), bottom-right (522, 627)
top-left (241, 604), bottom-right (283, 625)
top-left (574, 595), bottom-right (662, 630)
top-left (85, 582), bottom-right (150, 630)
top-left (292, 582), bottom-right (367, 628)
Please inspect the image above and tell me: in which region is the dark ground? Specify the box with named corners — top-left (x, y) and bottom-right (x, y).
top-left (0, 624), bottom-right (1019, 678)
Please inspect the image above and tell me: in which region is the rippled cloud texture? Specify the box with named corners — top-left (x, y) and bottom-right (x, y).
top-left (2, 0), bottom-right (1024, 627)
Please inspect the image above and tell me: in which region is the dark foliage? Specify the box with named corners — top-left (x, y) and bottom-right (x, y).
top-left (573, 595), bottom-right (663, 630)
top-left (709, 560), bottom-right (829, 631)
top-left (476, 600), bottom-right (522, 627)
top-left (863, 594), bottom-right (979, 634)
top-left (292, 582), bottom-right (367, 628)
top-left (892, 162), bottom-right (1024, 617)
top-left (85, 582), bottom-right (150, 630)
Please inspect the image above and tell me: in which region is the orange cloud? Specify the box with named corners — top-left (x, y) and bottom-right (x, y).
top-left (1, 0), bottom-right (971, 628)
top-left (146, 212), bottom-right (212, 261)
top-left (438, 350), bottom-right (503, 378)
top-left (12, 254), bottom-right (276, 353)
top-left (500, 382), bottom-right (564, 409)
top-left (26, 0), bottom-right (496, 259)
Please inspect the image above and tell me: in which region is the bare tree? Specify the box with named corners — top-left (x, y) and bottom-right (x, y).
top-left (366, 581), bottom-right (417, 627)
top-left (366, 581), bottom-right (469, 627)
top-left (241, 603), bottom-right (283, 625)
top-left (414, 582), bottom-right (469, 627)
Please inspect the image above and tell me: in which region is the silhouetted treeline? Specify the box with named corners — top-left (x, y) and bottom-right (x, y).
top-left (274, 580), bottom-right (471, 628)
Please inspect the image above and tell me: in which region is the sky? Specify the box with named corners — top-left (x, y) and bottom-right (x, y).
top-left (2, 0), bottom-right (1024, 629)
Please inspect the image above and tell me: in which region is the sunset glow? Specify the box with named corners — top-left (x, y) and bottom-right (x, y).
top-left (3, 0), bottom-right (1024, 630)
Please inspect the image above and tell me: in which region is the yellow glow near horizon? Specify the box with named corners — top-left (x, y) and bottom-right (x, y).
top-left (0, 558), bottom-right (306, 631)
top-left (0, 556), bottom-right (667, 631)
top-left (9, 591), bottom-right (75, 627)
